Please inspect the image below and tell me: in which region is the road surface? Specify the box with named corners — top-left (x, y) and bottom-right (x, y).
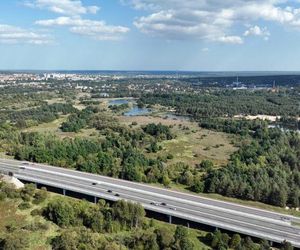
top-left (0, 158), bottom-right (299, 247)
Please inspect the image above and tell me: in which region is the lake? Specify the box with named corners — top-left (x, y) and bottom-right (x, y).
top-left (108, 99), bottom-right (133, 106)
top-left (108, 99), bottom-right (151, 116)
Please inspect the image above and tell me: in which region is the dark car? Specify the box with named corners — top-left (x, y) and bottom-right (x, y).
top-left (92, 182), bottom-right (97, 186)
top-left (161, 202), bottom-right (167, 206)
top-left (107, 190), bottom-right (113, 193)
top-left (115, 193), bottom-right (120, 197)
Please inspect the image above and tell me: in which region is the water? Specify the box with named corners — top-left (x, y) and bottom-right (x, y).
top-left (108, 99), bottom-right (150, 116)
top-left (123, 107), bottom-right (151, 116)
top-left (108, 99), bottom-right (133, 106)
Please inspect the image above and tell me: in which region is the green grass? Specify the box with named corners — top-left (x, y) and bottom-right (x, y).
top-left (0, 194), bottom-right (60, 250)
top-left (158, 126), bottom-right (237, 167)
top-left (119, 114), bottom-right (238, 167)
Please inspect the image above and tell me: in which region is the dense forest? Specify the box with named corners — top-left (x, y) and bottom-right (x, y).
top-left (139, 91), bottom-right (300, 117)
top-left (203, 126), bottom-right (300, 207)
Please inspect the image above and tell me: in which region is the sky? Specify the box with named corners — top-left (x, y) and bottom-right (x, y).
top-left (1, 0), bottom-right (300, 71)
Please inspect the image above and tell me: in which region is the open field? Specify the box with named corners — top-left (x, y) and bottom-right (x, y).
top-left (118, 115), bottom-right (238, 166)
top-left (24, 116), bottom-right (67, 134)
top-left (23, 116), bottom-right (99, 139)
top-left (0, 198), bottom-right (58, 250)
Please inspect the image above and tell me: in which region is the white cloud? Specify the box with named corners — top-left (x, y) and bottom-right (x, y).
top-left (215, 35), bottom-right (244, 44)
top-left (126, 0), bottom-right (300, 43)
top-left (36, 17), bottom-right (130, 40)
top-left (24, 0), bottom-right (100, 16)
top-left (201, 47), bottom-right (209, 52)
top-left (244, 25), bottom-right (270, 40)
top-left (0, 24), bottom-right (53, 45)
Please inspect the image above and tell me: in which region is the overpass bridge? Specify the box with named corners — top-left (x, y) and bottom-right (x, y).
top-left (0, 158), bottom-right (300, 247)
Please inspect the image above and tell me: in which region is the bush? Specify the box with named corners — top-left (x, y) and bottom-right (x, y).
top-left (0, 192), bottom-right (7, 201)
top-left (33, 188), bottom-right (48, 204)
top-left (2, 231), bottom-right (30, 250)
top-left (31, 208), bottom-right (43, 216)
top-left (18, 202), bottom-right (31, 210)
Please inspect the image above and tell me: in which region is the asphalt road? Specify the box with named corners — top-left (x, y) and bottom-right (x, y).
top-left (0, 158), bottom-right (299, 247)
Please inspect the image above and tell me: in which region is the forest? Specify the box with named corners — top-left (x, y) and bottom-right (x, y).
top-left (139, 90), bottom-right (300, 117)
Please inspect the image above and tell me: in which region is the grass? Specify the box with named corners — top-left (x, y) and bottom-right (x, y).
top-left (118, 114), bottom-right (237, 167)
top-left (23, 116), bottom-right (99, 139)
top-left (0, 198), bottom-right (58, 250)
top-left (24, 116), bottom-right (68, 134)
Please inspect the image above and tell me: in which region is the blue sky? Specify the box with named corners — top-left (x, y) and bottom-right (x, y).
top-left (1, 0), bottom-right (300, 71)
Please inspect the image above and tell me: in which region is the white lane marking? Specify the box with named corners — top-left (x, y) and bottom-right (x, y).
top-left (15, 172), bottom-right (300, 239)
top-left (12, 163), bottom-right (298, 227)
top-left (1, 160), bottom-right (300, 224)
top-left (15, 174), bottom-right (300, 246)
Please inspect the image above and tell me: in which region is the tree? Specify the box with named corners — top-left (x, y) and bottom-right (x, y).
top-left (174, 226), bottom-right (193, 250)
top-left (230, 234), bottom-right (242, 249)
top-left (162, 173), bottom-right (171, 187)
top-left (155, 227), bottom-right (174, 249)
top-left (280, 240), bottom-right (294, 250)
top-left (43, 198), bottom-right (76, 227)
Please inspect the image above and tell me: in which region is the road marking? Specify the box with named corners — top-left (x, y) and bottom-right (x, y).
top-left (14, 171), bottom-right (300, 239)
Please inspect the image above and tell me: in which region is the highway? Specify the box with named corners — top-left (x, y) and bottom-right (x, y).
top-left (0, 158), bottom-right (300, 247)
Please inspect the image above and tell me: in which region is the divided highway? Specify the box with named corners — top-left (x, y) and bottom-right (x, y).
top-left (0, 158), bottom-right (300, 247)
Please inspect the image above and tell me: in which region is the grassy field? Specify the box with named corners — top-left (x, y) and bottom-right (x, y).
top-left (23, 116), bottom-right (99, 139)
top-left (0, 197), bottom-right (58, 250)
top-left (118, 115), bottom-right (238, 167)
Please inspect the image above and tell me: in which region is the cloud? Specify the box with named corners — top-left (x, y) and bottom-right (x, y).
top-left (0, 24), bottom-right (53, 44)
top-left (36, 17), bottom-right (130, 40)
top-left (215, 36), bottom-right (244, 44)
top-left (24, 0), bottom-right (100, 16)
top-left (244, 25), bottom-right (270, 40)
top-left (126, 0), bottom-right (300, 43)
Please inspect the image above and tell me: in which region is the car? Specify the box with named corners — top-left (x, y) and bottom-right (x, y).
top-left (92, 182), bottom-right (97, 186)
top-left (20, 167), bottom-right (25, 170)
top-left (169, 207), bottom-right (176, 211)
top-left (150, 202), bottom-right (159, 206)
top-left (22, 162), bottom-right (29, 165)
top-left (280, 216), bottom-right (290, 221)
top-left (107, 190), bottom-right (113, 193)
top-left (115, 193), bottom-right (120, 197)
top-left (161, 202), bottom-right (167, 206)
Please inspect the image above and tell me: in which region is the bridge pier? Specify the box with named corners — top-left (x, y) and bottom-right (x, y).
top-left (62, 189), bottom-right (66, 196)
top-left (168, 215), bottom-right (172, 224)
top-left (94, 196), bottom-right (97, 204)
